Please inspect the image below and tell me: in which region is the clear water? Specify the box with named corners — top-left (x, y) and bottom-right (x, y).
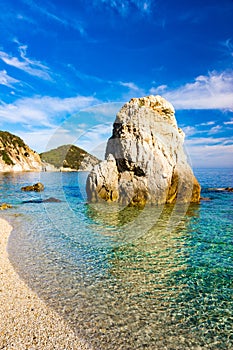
top-left (0, 169), bottom-right (232, 349)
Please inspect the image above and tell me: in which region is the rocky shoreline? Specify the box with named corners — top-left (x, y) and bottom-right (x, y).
top-left (0, 218), bottom-right (91, 350)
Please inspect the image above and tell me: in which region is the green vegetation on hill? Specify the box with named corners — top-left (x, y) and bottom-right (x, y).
top-left (0, 131), bottom-right (29, 166)
top-left (40, 144), bottom-right (94, 170)
top-left (0, 131), bottom-right (26, 148)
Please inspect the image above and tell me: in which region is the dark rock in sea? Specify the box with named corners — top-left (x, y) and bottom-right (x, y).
top-left (207, 187), bottom-right (233, 193)
top-left (225, 187), bottom-right (233, 192)
top-left (22, 197), bottom-right (62, 204)
top-left (21, 182), bottom-right (44, 192)
top-left (0, 203), bottom-right (12, 210)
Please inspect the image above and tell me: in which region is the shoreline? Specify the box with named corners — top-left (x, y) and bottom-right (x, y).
top-left (0, 218), bottom-right (91, 350)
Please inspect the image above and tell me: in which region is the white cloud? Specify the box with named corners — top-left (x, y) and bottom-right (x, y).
top-left (162, 70), bottom-right (233, 111)
top-left (83, 102), bottom-right (122, 120)
top-left (185, 137), bottom-right (230, 146)
top-left (119, 81), bottom-right (141, 91)
top-left (185, 140), bottom-right (233, 168)
top-left (224, 118), bottom-right (233, 125)
top-left (33, 122), bottom-right (113, 156)
top-left (149, 84), bottom-right (167, 94)
top-left (15, 128), bottom-right (57, 153)
top-left (0, 44), bottom-right (52, 80)
top-left (0, 95), bottom-right (98, 127)
top-left (118, 81), bottom-right (145, 100)
top-left (0, 70), bottom-right (19, 87)
top-left (77, 123), bottom-right (113, 159)
top-left (199, 121), bottom-right (215, 126)
top-left (182, 126), bottom-right (198, 137)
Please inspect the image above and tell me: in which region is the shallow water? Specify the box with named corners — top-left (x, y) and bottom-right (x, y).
top-left (0, 169), bottom-right (233, 349)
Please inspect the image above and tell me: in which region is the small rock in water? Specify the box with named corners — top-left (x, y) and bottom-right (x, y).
top-left (21, 182), bottom-right (44, 192)
top-left (225, 187), bottom-right (233, 192)
top-left (0, 203), bottom-right (12, 210)
top-left (207, 187), bottom-right (233, 192)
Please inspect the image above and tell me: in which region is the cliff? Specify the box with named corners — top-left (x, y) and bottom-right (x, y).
top-left (40, 144), bottom-right (99, 172)
top-left (0, 131), bottom-right (42, 172)
top-left (86, 95), bottom-right (201, 206)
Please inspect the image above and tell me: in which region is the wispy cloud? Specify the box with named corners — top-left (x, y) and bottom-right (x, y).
top-left (161, 70), bottom-right (233, 111)
top-left (182, 122), bottom-right (227, 138)
top-left (94, 0), bottom-right (152, 16)
top-left (36, 98), bottom-right (124, 155)
top-left (0, 95), bottom-right (98, 127)
top-left (67, 64), bottom-right (146, 99)
top-left (67, 64), bottom-right (111, 84)
top-left (119, 81), bottom-right (141, 91)
top-left (150, 84), bottom-right (167, 94)
top-left (185, 138), bottom-right (233, 168)
top-left (119, 81), bottom-right (145, 97)
top-left (186, 136), bottom-right (232, 146)
top-left (221, 38), bottom-right (233, 57)
top-left (198, 121), bottom-right (215, 126)
top-left (77, 123), bottom-right (113, 159)
top-left (23, 0), bottom-right (85, 35)
top-left (208, 125), bottom-right (222, 134)
top-left (224, 118), bottom-right (233, 125)
top-left (182, 126), bottom-right (198, 137)
top-left (0, 43), bottom-right (52, 80)
top-left (0, 70), bottom-right (19, 87)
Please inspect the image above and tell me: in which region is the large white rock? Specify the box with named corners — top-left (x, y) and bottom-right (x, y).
top-left (86, 95), bottom-right (201, 206)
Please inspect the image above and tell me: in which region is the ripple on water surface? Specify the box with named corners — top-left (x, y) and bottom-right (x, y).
top-left (0, 169), bottom-right (232, 349)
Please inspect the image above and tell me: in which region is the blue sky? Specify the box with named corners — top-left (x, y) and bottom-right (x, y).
top-left (0, 0), bottom-right (233, 167)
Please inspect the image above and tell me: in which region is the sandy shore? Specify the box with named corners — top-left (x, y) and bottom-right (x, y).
top-left (0, 218), bottom-right (92, 350)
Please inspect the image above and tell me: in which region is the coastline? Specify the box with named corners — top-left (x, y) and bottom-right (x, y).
top-left (0, 218), bottom-right (91, 350)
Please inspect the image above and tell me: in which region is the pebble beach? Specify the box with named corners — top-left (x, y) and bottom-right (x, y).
top-left (0, 218), bottom-right (91, 350)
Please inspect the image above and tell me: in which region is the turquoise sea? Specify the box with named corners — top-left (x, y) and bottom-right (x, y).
top-left (0, 168), bottom-right (232, 349)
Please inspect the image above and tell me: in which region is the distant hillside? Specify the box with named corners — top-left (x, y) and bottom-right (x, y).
top-left (0, 131), bottom-right (42, 172)
top-left (40, 144), bottom-right (99, 171)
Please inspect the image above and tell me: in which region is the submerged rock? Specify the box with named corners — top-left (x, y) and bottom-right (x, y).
top-left (21, 182), bottom-right (44, 192)
top-left (43, 197), bottom-right (61, 203)
top-left (23, 197), bottom-right (61, 204)
top-left (86, 95), bottom-right (201, 206)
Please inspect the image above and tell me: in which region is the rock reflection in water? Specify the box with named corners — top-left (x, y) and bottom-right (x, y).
top-left (67, 203), bottom-right (202, 349)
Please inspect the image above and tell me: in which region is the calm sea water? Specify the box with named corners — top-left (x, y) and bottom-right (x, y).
top-left (0, 168), bottom-right (232, 350)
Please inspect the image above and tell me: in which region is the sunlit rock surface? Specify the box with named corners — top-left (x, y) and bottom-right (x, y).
top-left (86, 95), bottom-right (201, 206)
top-left (0, 131), bottom-right (42, 172)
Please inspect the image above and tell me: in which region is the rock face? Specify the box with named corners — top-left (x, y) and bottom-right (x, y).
top-left (0, 131), bottom-right (42, 172)
top-left (86, 95), bottom-right (201, 206)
